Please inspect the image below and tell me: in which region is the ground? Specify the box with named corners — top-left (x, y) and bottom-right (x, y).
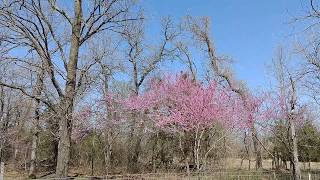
top-left (3, 159), bottom-right (320, 179)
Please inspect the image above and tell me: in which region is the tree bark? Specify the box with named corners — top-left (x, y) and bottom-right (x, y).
top-left (251, 125), bottom-right (263, 169)
top-left (290, 116), bottom-right (301, 180)
top-left (178, 134), bottom-right (190, 175)
top-left (127, 124), bottom-right (143, 173)
top-left (55, 105), bottom-right (72, 177)
top-left (126, 64), bottom-right (143, 173)
top-left (0, 86), bottom-right (4, 164)
top-left (29, 68), bottom-right (45, 178)
top-left (55, 0), bottom-right (82, 177)
top-left (101, 69), bottom-right (113, 175)
top-left (289, 77), bottom-right (301, 180)
top-left (104, 131), bottom-right (113, 175)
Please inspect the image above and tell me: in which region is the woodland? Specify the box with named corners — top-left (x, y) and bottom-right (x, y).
top-left (0, 0), bottom-right (320, 179)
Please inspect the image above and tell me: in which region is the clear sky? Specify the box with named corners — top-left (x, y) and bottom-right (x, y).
top-left (141, 0), bottom-right (308, 90)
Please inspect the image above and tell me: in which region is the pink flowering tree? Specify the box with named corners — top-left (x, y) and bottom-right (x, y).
top-left (72, 106), bottom-right (94, 142)
top-left (124, 73), bottom-right (249, 171)
top-left (73, 73), bottom-right (274, 173)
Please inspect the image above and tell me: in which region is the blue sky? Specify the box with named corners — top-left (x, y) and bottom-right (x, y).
top-left (141, 0), bottom-right (308, 90)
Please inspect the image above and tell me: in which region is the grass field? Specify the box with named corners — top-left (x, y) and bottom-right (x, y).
top-left (223, 158), bottom-right (320, 170)
top-left (3, 159), bottom-right (320, 179)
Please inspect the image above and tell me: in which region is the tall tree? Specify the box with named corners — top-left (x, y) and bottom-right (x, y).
top-left (29, 65), bottom-right (45, 178)
top-left (0, 0), bottom-right (139, 177)
top-left (272, 47), bottom-right (301, 179)
top-left (122, 17), bottom-right (177, 173)
top-left (288, 76), bottom-right (302, 180)
top-left (186, 16), bottom-right (263, 169)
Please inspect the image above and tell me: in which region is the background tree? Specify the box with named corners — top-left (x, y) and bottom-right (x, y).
top-left (121, 16), bottom-right (178, 173)
top-left (186, 16), bottom-right (264, 170)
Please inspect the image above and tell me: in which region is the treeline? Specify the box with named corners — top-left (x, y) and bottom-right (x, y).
top-left (1, 75), bottom-right (320, 177)
top-left (272, 121), bottom-right (320, 168)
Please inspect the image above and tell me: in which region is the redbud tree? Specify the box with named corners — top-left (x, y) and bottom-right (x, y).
top-left (75, 73), bottom-right (272, 172)
top-left (124, 73), bottom-right (255, 170)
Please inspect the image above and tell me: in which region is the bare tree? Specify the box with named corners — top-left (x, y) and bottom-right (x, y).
top-left (88, 37), bottom-right (123, 175)
top-left (175, 41), bottom-right (197, 81)
top-left (27, 61), bottom-right (45, 178)
top-left (294, 0), bottom-right (320, 106)
top-left (121, 17), bottom-right (178, 173)
top-left (186, 16), bottom-right (263, 169)
top-left (272, 47), bottom-right (301, 179)
top-left (0, 0), bottom-right (139, 177)
top-left (288, 76), bottom-right (302, 180)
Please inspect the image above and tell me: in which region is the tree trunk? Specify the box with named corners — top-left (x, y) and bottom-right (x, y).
top-left (100, 60), bottom-right (113, 175)
top-left (126, 76), bottom-right (143, 173)
top-left (275, 152), bottom-right (280, 169)
top-left (104, 143), bottom-right (112, 175)
top-left (127, 123), bottom-right (143, 173)
top-left (150, 133), bottom-right (158, 173)
top-left (0, 162), bottom-right (4, 180)
top-left (194, 128), bottom-right (204, 171)
top-left (29, 102), bottom-right (39, 178)
top-left (251, 125), bottom-right (263, 169)
top-left (56, 110), bottom-right (72, 177)
top-left (185, 158), bottom-right (190, 175)
top-left (290, 119), bottom-right (301, 180)
top-left (178, 134), bottom-right (190, 175)
top-left (55, 0), bottom-right (82, 177)
top-left (104, 130), bottom-right (113, 175)
top-left (0, 87), bottom-right (4, 165)
top-left (289, 77), bottom-right (301, 180)
top-left (91, 132), bottom-right (95, 176)
top-left (29, 68), bottom-right (44, 178)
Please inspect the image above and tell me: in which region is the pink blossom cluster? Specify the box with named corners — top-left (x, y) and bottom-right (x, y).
top-left (72, 105), bottom-right (95, 141)
top-left (72, 93), bottom-right (128, 141)
top-left (73, 73), bottom-right (308, 137)
top-left (123, 74), bottom-right (253, 131)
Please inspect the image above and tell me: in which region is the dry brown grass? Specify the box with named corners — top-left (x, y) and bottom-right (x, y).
top-left (2, 158), bottom-right (320, 179)
top-left (224, 158), bottom-right (320, 170)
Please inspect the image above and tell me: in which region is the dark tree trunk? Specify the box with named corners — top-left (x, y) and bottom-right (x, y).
top-left (126, 68), bottom-right (143, 173)
top-left (251, 125), bottom-right (263, 169)
top-left (29, 68), bottom-right (45, 178)
top-left (127, 123), bottom-right (143, 173)
top-left (55, 0), bottom-right (82, 177)
top-left (0, 86), bottom-right (4, 164)
top-left (56, 106), bottom-right (72, 177)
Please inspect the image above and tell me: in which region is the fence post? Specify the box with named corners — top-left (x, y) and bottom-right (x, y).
top-left (0, 162), bottom-right (4, 180)
top-left (308, 172), bottom-right (311, 180)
